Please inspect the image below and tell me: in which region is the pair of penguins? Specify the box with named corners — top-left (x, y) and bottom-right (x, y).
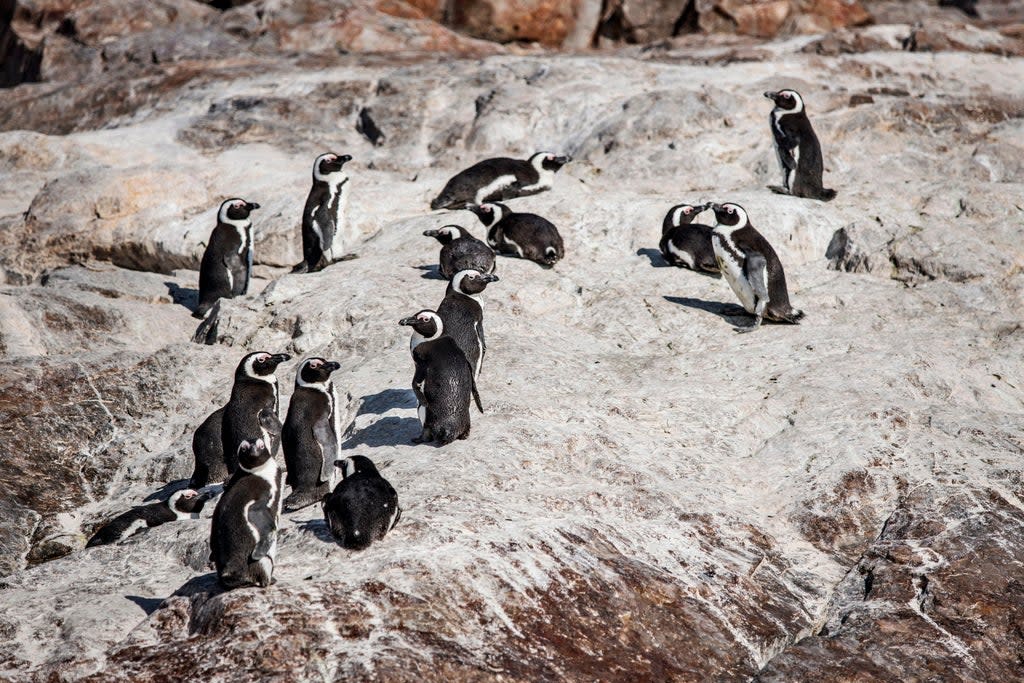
top-left (660, 89), bottom-right (835, 331)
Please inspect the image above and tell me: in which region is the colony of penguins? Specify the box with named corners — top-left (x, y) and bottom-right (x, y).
top-left (86, 88), bottom-right (833, 589)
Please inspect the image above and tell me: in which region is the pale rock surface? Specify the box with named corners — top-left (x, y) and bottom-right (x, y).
top-left (0, 14), bottom-right (1023, 683)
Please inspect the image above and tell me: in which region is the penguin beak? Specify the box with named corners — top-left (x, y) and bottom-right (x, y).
top-left (694, 202), bottom-right (710, 213)
top-left (246, 202), bottom-right (261, 211)
top-left (464, 204), bottom-right (482, 214)
top-left (269, 353), bottom-right (291, 365)
top-left (553, 155), bottom-right (571, 165)
top-left (195, 489), bottom-right (216, 503)
top-left (323, 361), bottom-right (341, 372)
top-left (423, 229), bottom-right (439, 237)
top-left (399, 316), bottom-right (418, 326)
top-left (764, 91), bottom-right (779, 102)
top-left (339, 154), bottom-right (352, 164)
top-left (480, 273), bottom-right (499, 283)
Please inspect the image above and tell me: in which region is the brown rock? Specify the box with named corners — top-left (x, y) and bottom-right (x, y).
top-left (447, 0), bottom-right (600, 46)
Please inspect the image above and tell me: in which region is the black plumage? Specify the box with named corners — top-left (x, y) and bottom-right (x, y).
top-left (423, 225), bottom-right (495, 280)
top-left (323, 456), bottom-right (401, 550)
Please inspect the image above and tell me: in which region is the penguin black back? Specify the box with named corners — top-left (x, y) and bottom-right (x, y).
top-left (87, 489), bottom-right (212, 548)
top-left (468, 202), bottom-right (564, 267)
top-left (323, 455), bottom-right (401, 550)
top-left (221, 351), bottom-right (291, 476)
top-left (294, 152), bottom-right (353, 273)
top-left (196, 198), bottom-right (260, 318)
top-left (430, 152), bottom-right (570, 210)
top-left (659, 202), bottom-right (718, 273)
top-left (436, 269), bottom-right (499, 380)
top-left (282, 357), bottom-right (342, 512)
top-left (423, 225), bottom-right (495, 281)
top-left (764, 90), bottom-right (835, 202)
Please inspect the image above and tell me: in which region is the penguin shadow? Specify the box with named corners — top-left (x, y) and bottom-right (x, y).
top-left (124, 595), bottom-right (166, 616)
top-left (296, 518), bottom-right (335, 544)
top-left (415, 264), bottom-right (445, 280)
top-left (170, 572), bottom-right (224, 599)
top-left (341, 388), bottom-right (421, 449)
top-left (664, 296), bottom-right (752, 326)
top-left (165, 282), bottom-right (199, 314)
top-left (638, 248), bottom-right (721, 279)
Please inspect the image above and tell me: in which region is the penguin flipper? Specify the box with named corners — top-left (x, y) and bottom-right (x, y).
top-left (472, 380), bottom-right (484, 414)
top-left (247, 497), bottom-right (277, 561)
top-left (313, 412), bottom-right (338, 484)
top-left (737, 252), bottom-right (769, 333)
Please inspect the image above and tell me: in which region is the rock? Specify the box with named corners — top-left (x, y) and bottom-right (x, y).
top-left (445, 0), bottom-right (602, 47)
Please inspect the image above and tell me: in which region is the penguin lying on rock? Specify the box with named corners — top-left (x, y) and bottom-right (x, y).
top-left (659, 202), bottom-right (718, 273)
top-left (86, 489), bottom-right (214, 548)
top-left (423, 225), bottom-right (495, 281)
top-left (323, 456), bottom-right (401, 550)
top-left (431, 152), bottom-right (570, 210)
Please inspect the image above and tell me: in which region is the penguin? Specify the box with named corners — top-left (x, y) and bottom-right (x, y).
top-left (659, 202), bottom-right (719, 273)
top-left (430, 152), bottom-right (571, 210)
top-left (222, 351), bottom-right (291, 478)
top-left (322, 456), bottom-right (401, 550)
top-left (467, 202), bottom-right (564, 267)
top-left (398, 310), bottom-right (482, 445)
top-left (195, 198), bottom-right (261, 319)
top-left (764, 90), bottom-right (836, 202)
top-left (281, 357), bottom-right (342, 512)
top-left (709, 202), bottom-right (804, 333)
top-left (423, 225), bottom-right (495, 281)
top-left (293, 152), bottom-right (355, 273)
top-left (436, 269), bottom-right (499, 381)
top-left (189, 406), bottom-right (226, 488)
top-left (210, 438), bottom-right (283, 589)
top-left (86, 489), bottom-right (214, 548)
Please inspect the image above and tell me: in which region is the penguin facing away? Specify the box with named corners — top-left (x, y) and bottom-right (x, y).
top-left (282, 357), bottom-right (342, 512)
top-left (430, 152), bottom-right (571, 210)
top-left (222, 351), bottom-right (291, 478)
top-left (86, 489), bottom-right (214, 548)
top-left (190, 406), bottom-right (226, 488)
top-left (764, 90), bottom-right (836, 201)
top-left (436, 269), bottom-right (499, 381)
top-left (709, 202), bottom-right (804, 333)
top-left (195, 198), bottom-right (261, 319)
top-left (210, 438), bottom-right (283, 589)
top-left (322, 455), bottom-right (401, 550)
top-left (467, 202), bottom-right (564, 267)
top-left (423, 225), bottom-right (496, 281)
top-left (399, 310), bottom-right (482, 445)
top-left (294, 152), bottom-right (356, 273)
top-left (659, 202), bottom-right (719, 273)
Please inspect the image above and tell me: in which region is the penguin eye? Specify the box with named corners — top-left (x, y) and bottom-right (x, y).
top-left (309, 360), bottom-right (321, 368)
top-left (727, 207), bottom-right (735, 214)
top-left (683, 207), bottom-right (692, 214)
top-left (256, 353), bottom-right (270, 362)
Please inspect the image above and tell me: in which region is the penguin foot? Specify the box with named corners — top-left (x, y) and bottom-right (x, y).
top-left (333, 253), bottom-right (359, 262)
top-left (290, 261), bottom-right (310, 274)
top-left (767, 185), bottom-right (791, 196)
top-left (283, 490), bottom-right (321, 512)
top-left (734, 316), bottom-right (763, 334)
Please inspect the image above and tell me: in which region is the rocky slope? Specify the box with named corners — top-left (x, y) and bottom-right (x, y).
top-left (1, 3), bottom-right (1024, 681)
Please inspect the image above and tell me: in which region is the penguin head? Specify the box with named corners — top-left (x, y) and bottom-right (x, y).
top-left (670, 202), bottom-right (708, 228)
top-left (764, 89), bottom-right (804, 114)
top-left (530, 151), bottom-right (571, 172)
top-left (709, 203), bottom-right (750, 232)
top-left (466, 202), bottom-right (506, 227)
top-left (334, 455), bottom-right (379, 479)
top-left (399, 310), bottom-right (443, 340)
top-left (237, 351), bottom-right (292, 382)
top-left (237, 438), bottom-right (273, 472)
top-left (450, 269), bottom-right (499, 297)
top-left (218, 198), bottom-right (261, 224)
top-left (313, 152), bottom-right (352, 181)
top-left (169, 488), bottom-right (214, 514)
top-left (297, 357), bottom-right (341, 387)
top-left (423, 225), bottom-right (466, 244)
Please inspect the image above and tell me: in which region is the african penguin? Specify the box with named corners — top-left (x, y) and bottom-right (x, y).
top-left (436, 269), bottom-right (499, 381)
top-left (86, 489), bottom-right (214, 548)
top-left (709, 202), bottom-right (804, 333)
top-left (423, 225), bottom-right (495, 281)
top-left (467, 202), bottom-right (564, 267)
top-left (764, 90), bottom-right (836, 202)
top-left (430, 152), bottom-right (571, 210)
top-left (322, 456), bottom-right (401, 550)
top-left (659, 202), bottom-right (719, 273)
top-left (210, 438), bottom-right (283, 589)
top-left (399, 310), bottom-right (482, 445)
top-left (189, 406), bottom-right (227, 488)
top-left (195, 198), bottom-right (260, 319)
top-left (281, 357), bottom-right (342, 512)
top-left (294, 152), bottom-right (355, 273)
top-left (222, 351), bottom-right (291, 478)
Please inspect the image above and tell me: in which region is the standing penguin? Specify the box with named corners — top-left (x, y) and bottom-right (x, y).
top-left (764, 90), bottom-right (836, 201)
top-left (222, 351), bottom-right (291, 477)
top-left (189, 406), bottom-right (226, 488)
top-left (322, 456), bottom-right (401, 550)
top-left (399, 310), bottom-right (482, 445)
top-left (294, 152), bottom-right (355, 273)
top-left (430, 152), bottom-right (571, 210)
top-left (423, 225), bottom-right (495, 280)
top-left (195, 198), bottom-right (261, 318)
top-left (436, 269), bottom-right (499, 380)
top-left (281, 357), bottom-right (342, 512)
top-left (210, 438), bottom-right (283, 589)
top-left (86, 489), bottom-right (214, 548)
top-left (709, 202), bottom-right (804, 333)
top-left (467, 203), bottom-right (564, 267)
top-left (659, 202), bottom-right (719, 273)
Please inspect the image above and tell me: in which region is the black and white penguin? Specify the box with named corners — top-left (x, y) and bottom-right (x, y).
top-left (86, 489), bottom-right (214, 548)
top-left (189, 406), bottom-right (226, 488)
top-left (430, 152), bottom-right (571, 210)
top-left (764, 90), bottom-right (836, 202)
top-left (659, 202), bottom-right (719, 273)
top-left (281, 357), bottom-right (342, 512)
top-left (294, 152), bottom-right (355, 273)
top-left (322, 455), bottom-right (401, 550)
top-left (398, 310), bottom-right (482, 445)
top-left (467, 202), bottom-right (564, 267)
top-left (210, 438), bottom-right (283, 589)
top-left (436, 269), bottom-right (499, 380)
top-left (423, 225), bottom-right (495, 281)
top-left (195, 198), bottom-right (261, 319)
top-left (222, 351), bottom-right (291, 477)
top-left (709, 202), bottom-right (804, 333)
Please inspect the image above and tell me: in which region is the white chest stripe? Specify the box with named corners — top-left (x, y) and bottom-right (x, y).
top-left (503, 235), bottom-right (524, 258)
top-left (519, 168), bottom-right (554, 194)
top-left (474, 175), bottom-right (516, 204)
top-left (667, 241), bottom-right (695, 269)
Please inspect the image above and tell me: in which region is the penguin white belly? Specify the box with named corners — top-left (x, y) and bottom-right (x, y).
top-left (519, 169), bottom-right (554, 194)
top-left (789, 144), bottom-right (800, 188)
top-left (720, 257), bottom-right (757, 313)
top-left (123, 518), bottom-right (149, 539)
top-left (667, 240), bottom-right (695, 269)
top-left (417, 404), bottom-right (426, 426)
top-left (475, 174), bottom-right (516, 204)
